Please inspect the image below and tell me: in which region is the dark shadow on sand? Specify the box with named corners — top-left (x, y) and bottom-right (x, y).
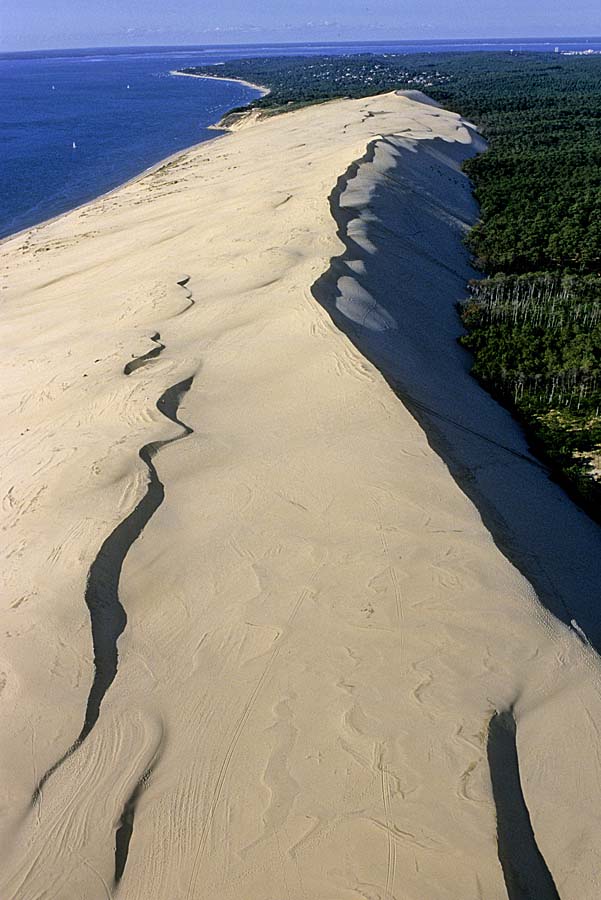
top-left (487, 710), bottom-right (560, 899)
top-left (33, 375), bottom-right (194, 802)
top-left (311, 130), bottom-right (601, 650)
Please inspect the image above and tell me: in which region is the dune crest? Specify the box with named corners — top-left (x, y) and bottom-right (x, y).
top-left (1, 91), bottom-right (600, 899)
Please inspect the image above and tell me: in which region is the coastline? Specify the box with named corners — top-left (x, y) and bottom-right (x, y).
top-left (169, 68), bottom-right (271, 97)
top-left (2, 91), bottom-right (601, 898)
top-left (0, 71), bottom-right (266, 250)
top-left (0, 131), bottom-right (223, 249)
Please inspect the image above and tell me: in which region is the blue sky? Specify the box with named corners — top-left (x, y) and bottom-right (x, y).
top-left (2, 0), bottom-right (600, 51)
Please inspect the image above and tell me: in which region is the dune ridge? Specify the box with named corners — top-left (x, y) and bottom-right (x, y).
top-left (1, 91), bottom-right (600, 899)
top-left (311, 124), bottom-right (601, 650)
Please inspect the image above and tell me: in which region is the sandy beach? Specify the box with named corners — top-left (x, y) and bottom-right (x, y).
top-left (1, 90), bottom-right (601, 899)
top-left (170, 69), bottom-right (271, 97)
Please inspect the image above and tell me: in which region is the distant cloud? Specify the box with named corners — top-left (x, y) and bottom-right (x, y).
top-left (192, 20), bottom-right (342, 35)
top-left (3, 0), bottom-right (600, 53)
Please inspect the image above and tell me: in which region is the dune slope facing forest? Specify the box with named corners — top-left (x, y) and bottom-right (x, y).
top-left (1, 91), bottom-right (600, 899)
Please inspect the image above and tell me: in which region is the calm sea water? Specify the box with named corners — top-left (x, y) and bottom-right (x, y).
top-left (1, 38), bottom-right (600, 239)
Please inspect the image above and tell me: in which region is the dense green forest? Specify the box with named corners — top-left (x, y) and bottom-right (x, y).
top-left (182, 52), bottom-right (601, 516)
top-left (460, 274), bottom-right (601, 508)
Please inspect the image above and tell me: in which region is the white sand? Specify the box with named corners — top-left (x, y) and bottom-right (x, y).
top-left (169, 70), bottom-right (271, 97)
top-left (1, 91), bottom-right (600, 899)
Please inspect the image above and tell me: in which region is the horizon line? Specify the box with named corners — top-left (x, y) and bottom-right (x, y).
top-left (2, 34), bottom-right (601, 57)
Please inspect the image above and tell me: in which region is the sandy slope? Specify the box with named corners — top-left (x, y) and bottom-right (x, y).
top-left (1, 91), bottom-right (600, 899)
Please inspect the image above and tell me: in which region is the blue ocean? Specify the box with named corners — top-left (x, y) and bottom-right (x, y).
top-left (2, 38), bottom-right (600, 239)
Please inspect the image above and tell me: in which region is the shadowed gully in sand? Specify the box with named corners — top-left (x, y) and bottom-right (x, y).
top-left (487, 710), bottom-right (560, 900)
top-left (123, 332), bottom-right (166, 375)
top-left (32, 373), bottom-right (194, 802)
top-left (114, 728), bottom-right (163, 887)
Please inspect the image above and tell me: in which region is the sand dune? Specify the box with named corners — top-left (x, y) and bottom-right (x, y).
top-left (1, 91), bottom-right (600, 899)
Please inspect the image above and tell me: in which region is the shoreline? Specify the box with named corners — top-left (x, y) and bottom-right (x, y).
top-left (0, 71), bottom-right (267, 249)
top-left (0, 133), bottom-right (218, 248)
top-left (169, 68), bottom-right (271, 97)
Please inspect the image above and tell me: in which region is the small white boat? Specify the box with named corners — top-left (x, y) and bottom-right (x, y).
top-left (72, 141), bottom-right (77, 150)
